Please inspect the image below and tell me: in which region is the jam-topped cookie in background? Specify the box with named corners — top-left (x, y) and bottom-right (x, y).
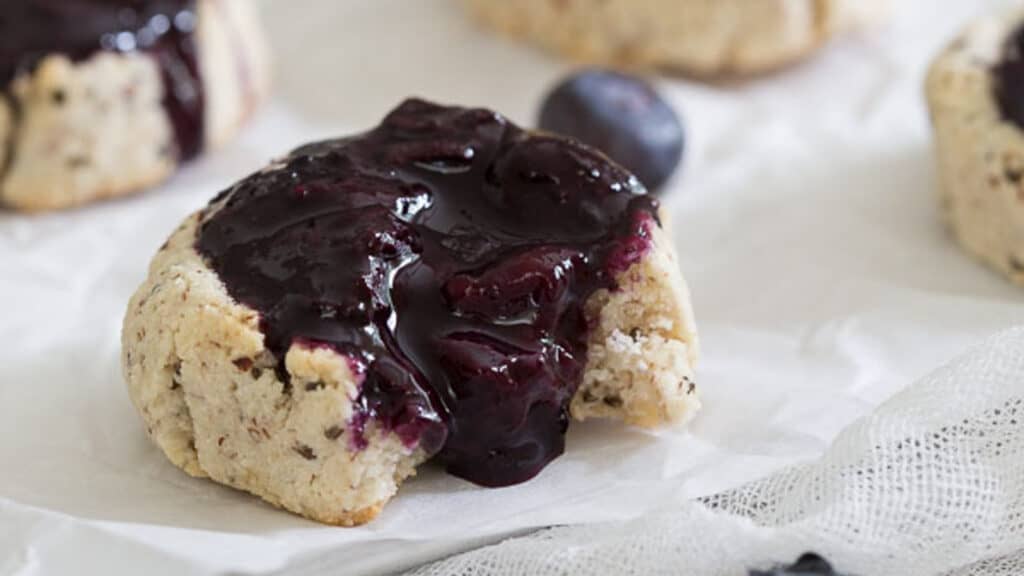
top-left (121, 99), bottom-right (700, 525)
top-left (0, 0), bottom-right (270, 212)
top-left (461, 0), bottom-right (891, 76)
top-left (927, 8), bottom-right (1024, 286)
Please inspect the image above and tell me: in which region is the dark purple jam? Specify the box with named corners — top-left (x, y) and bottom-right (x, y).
top-left (195, 99), bottom-right (659, 487)
top-left (995, 24), bottom-right (1024, 130)
top-left (0, 0), bottom-right (203, 160)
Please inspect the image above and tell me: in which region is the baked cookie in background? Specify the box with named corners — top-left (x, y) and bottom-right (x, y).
top-left (0, 0), bottom-right (270, 212)
top-left (122, 99), bottom-right (700, 525)
top-left (460, 0), bottom-right (891, 76)
top-left (926, 10), bottom-right (1024, 287)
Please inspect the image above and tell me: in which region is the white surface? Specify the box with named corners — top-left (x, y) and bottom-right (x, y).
top-left (409, 328), bottom-right (1024, 576)
top-left (1, 0), bottom-right (1023, 574)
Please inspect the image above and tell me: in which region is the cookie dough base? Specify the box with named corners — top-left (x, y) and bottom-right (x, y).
top-left (123, 211), bottom-right (699, 525)
top-left (0, 54), bottom-right (176, 212)
top-left (574, 217), bottom-right (699, 427)
top-left (462, 0), bottom-right (890, 75)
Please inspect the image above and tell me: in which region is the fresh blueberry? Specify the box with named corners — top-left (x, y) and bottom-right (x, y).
top-left (538, 69), bottom-right (684, 191)
top-left (749, 553), bottom-right (849, 576)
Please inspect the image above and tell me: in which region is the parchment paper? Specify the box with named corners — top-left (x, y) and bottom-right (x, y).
top-left (2, 0), bottom-right (1023, 574)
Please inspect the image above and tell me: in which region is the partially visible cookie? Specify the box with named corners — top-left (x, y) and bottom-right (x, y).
top-left (926, 10), bottom-right (1024, 286)
top-left (123, 99), bottom-right (700, 525)
top-left (0, 0), bottom-right (270, 212)
top-left (461, 0), bottom-right (890, 75)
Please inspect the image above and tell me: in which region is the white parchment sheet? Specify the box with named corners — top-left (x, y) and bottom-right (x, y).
top-left (1, 1), bottom-right (1022, 574)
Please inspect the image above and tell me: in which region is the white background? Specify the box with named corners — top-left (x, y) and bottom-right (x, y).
top-left (1, 0), bottom-right (1023, 574)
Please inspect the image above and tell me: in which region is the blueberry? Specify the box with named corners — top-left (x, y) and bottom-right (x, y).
top-left (538, 69), bottom-right (684, 191)
top-left (749, 553), bottom-right (850, 576)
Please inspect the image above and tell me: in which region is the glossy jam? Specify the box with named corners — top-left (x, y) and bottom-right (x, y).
top-left (0, 0), bottom-right (203, 159)
top-left (196, 99), bottom-right (659, 487)
top-left (995, 24), bottom-right (1024, 130)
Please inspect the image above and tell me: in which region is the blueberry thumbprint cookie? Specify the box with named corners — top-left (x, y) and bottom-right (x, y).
top-left (122, 100), bottom-right (700, 525)
top-left (0, 0), bottom-right (269, 211)
top-left (927, 9), bottom-right (1024, 286)
top-left (462, 0), bottom-right (890, 76)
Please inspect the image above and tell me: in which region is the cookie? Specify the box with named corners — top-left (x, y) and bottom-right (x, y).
top-left (122, 99), bottom-right (700, 525)
top-left (461, 0), bottom-right (890, 75)
top-left (926, 10), bottom-right (1024, 286)
top-left (0, 0), bottom-right (270, 212)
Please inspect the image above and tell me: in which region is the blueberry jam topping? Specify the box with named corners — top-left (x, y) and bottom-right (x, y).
top-left (196, 99), bottom-right (659, 487)
top-left (995, 25), bottom-right (1024, 130)
top-left (539, 69), bottom-right (684, 192)
top-left (0, 0), bottom-right (203, 160)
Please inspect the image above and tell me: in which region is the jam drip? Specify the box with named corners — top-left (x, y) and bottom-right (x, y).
top-left (196, 99), bottom-right (658, 487)
top-left (0, 0), bottom-right (204, 160)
